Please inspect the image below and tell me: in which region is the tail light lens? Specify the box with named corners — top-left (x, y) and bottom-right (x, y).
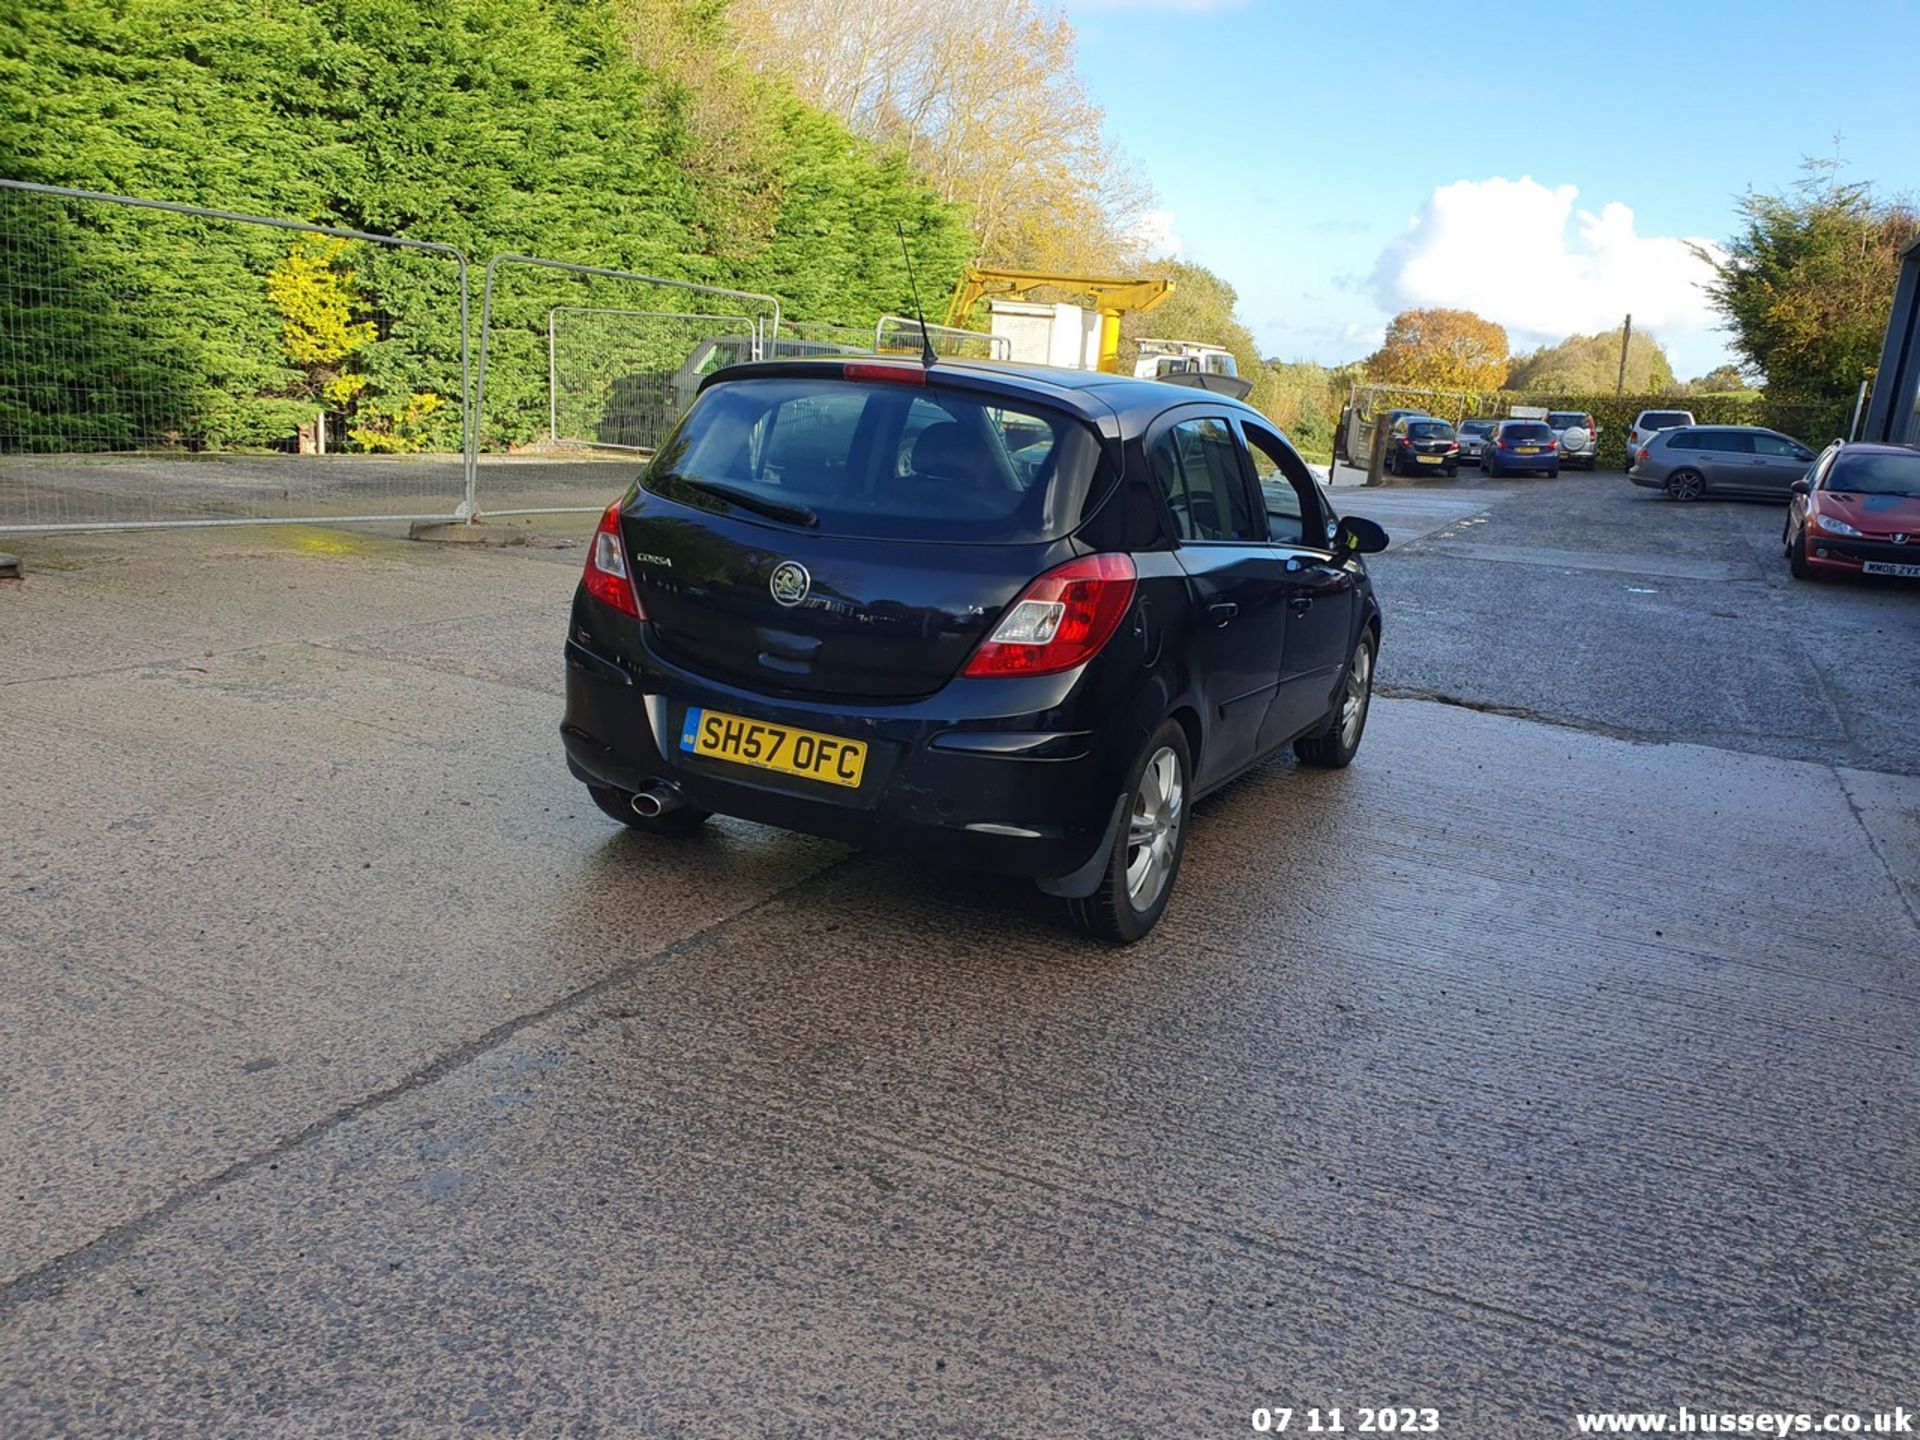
top-left (1447, 441), bottom-right (1460, 452)
top-left (1635, 447), bottom-right (1650, 463)
top-left (1547, 439), bottom-right (1559, 449)
top-left (1397, 437), bottom-right (1412, 447)
top-left (963, 553), bottom-right (1137, 678)
top-left (844, 361), bottom-right (926, 386)
top-left (583, 501), bottom-right (642, 618)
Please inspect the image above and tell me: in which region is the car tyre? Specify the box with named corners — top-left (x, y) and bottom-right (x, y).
top-left (1665, 469), bottom-right (1706, 501)
top-left (1442, 463), bottom-right (1458, 478)
top-left (1065, 719), bottom-right (1191, 945)
top-left (1788, 529), bottom-right (1816, 581)
top-left (1295, 629), bottom-right (1377, 770)
top-left (587, 783), bottom-right (712, 834)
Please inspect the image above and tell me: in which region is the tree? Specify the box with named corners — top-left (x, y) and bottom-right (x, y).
top-left (1364, 309), bottom-right (1508, 391)
top-left (1687, 364), bottom-right (1750, 394)
top-left (1505, 327), bottom-right (1677, 393)
top-left (1698, 162), bottom-right (1919, 402)
top-left (725, 0), bottom-right (1150, 273)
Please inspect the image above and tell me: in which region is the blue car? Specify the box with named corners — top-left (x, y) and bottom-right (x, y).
top-left (1483, 420), bottom-right (1560, 477)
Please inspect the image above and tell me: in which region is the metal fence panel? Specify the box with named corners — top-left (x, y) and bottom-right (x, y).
top-left (0, 179), bottom-right (471, 533)
top-left (875, 315), bottom-right (1010, 361)
top-left (547, 307), bottom-right (764, 454)
top-left (471, 255), bottom-right (780, 516)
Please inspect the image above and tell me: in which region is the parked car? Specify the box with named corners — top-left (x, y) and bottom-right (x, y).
top-left (1783, 442), bottom-right (1920, 581)
top-left (1547, 410), bottom-right (1599, 470)
top-left (562, 356), bottom-right (1389, 942)
top-left (1482, 420), bottom-right (1560, 477)
top-left (1359, 407), bottom-right (1431, 471)
top-left (1627, 425), bottom-right (1817, 501)
top-left (1456, 419), bottom-right (1497, 466)
top-left (1625, 408), bottom-right (1694, 461)
top-left (1383, 416), bottom-right (1461, 477)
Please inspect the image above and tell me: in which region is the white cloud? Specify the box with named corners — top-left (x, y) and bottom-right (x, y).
top-left (1370, 176), bottom-right (1728, 368)
top-left (1134, 207), bottom-right (1184, 259)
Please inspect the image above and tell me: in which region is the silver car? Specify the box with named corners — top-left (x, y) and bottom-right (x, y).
top-left (1546, 410), bottom-right (1599, 470)
top-left (1627, 424), bottom-right (1817, 501)
top-left (1456, 419), bottom-right (1497, 465)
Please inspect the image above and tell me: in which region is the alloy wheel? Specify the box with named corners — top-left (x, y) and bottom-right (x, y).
top-left (1341, 640), bottom-right (1374, 749)
top-left (1124, 746), bottom-right (1184, 911)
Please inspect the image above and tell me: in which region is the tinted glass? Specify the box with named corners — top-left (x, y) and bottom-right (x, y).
top-left (1408, 421), bottom-right (1455, 439)
top-left (644, 377), bottom-right (1100, 542)
top-left (1642, 412), bottom-right (1691, 429)
top-left (1753, 433), bottom-right (1808, 458)
top-left (1826, 450), bottom-right (1920, 496)
top-left (1152, 417), bottom-right (1263, 542)
top-left (1460, 421), bottom-right (1494, 436)
top-left (1500, 424), bottom-right (1552, 441)
top-left (1546, 412), bottom-right (1589, 428)
top-left (1696, 431), bottom-right (1752, 453)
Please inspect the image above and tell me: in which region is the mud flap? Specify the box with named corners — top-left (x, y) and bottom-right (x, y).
top-left (1035, 791), bottom-right (1128, 899)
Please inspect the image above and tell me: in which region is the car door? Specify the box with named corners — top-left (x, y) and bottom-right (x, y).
top-left (1750, 432), bottom-right (1816, 496)
top-left (1149, 410), bottom-right (1293, 790)
top-left (1236, 419), bottom-right (1359, 749)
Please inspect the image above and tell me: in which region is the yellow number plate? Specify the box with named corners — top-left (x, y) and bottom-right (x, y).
top-left (1417, 454), bottom-right (1442, 464)
top-left (1516, 446), bottom-right (1540, 454)
top-left (678, 707), bottom-right (867, 788)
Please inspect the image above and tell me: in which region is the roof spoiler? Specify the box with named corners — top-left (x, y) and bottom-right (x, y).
top-left (1156, 371), bottom-right (1254, 402)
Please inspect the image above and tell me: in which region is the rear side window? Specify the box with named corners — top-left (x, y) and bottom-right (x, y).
top-left (1686, 431), bottom-right (1752, 453)
top-left (1152, 417), bottom-right (1263, 542)
top-left (644, 377), bottom-right (1103, 542)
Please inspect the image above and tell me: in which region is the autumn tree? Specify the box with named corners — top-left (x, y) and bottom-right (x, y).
top-left (1364, 308), bottom-right (1508, 391)
top-left (1687, 364), bottom-right (1750, 394)
top-left (1505, 327), bottom-right (1677, 392)
top-left (725, 0), bottom-right (1151, 273)
top-left (1698, 163), bottom-right (1918, 403)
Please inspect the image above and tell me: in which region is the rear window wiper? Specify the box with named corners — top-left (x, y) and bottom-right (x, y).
top-left (674, 476), bottom-right (818, 528)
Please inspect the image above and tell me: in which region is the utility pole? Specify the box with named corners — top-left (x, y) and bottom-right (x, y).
top-left (1615, 314), bottom-right (1633, 396)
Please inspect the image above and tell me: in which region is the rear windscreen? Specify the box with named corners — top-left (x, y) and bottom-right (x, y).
top-left (1460, 421), bottom-right (1493, 434)
top-left (1408, 422), bottom-right (1454, 439)
top-left (643, 377), bottom-right (1104, 542)
top-left (1643, 412), bottom-right (1690, 429)
top-left (1547, 413), bottom-right (1588, 428)
top-left (1502, 424), bottom-right (1552, 440)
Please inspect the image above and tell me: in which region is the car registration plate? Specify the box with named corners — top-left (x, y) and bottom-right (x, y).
top-left (1417, 454), bottom-right (1442, 465)
top-left (1516, 446), bottom-right (1540, 454)
top-left (679, 707), bottom-right (867, 788)
top-left (1863, 560), bottom-right (1920, 578)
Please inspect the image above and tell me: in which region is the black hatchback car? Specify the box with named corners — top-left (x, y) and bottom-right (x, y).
top-left (562, 358), bottom-right (1388, 941)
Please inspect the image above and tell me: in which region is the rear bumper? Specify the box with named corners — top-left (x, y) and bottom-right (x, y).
top-left (560, 634), bottom-right (1130, 881)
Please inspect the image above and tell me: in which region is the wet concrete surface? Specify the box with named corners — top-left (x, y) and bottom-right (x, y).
top-left (2, 503), bottom-right (1916, 1436)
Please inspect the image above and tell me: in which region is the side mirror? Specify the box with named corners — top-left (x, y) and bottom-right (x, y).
top-left (1333, 515), bottom-right (1389, 555)
top-left (1789, 479), bottom-right (1810, 497)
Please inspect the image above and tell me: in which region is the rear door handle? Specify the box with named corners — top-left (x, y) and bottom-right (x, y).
top-left (1207, 601), bottom-right (1238, 627)
top-left (1288, 596), bottom-right (1314, 613)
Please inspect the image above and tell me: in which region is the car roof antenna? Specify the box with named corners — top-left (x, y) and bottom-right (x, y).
top-left (897, 224), bottom-right (939, 369)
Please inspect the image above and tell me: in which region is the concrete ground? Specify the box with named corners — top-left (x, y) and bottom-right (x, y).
top-left (1, 481), bottom-right (1916, 1438)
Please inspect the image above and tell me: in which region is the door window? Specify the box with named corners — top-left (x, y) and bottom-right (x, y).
top-left (1151, 417), bottom-right (1263, 542)
top-left (1241, 423), bottom-right (1328, 548)
top-left (1753, 433), bottom-right (1809, 459)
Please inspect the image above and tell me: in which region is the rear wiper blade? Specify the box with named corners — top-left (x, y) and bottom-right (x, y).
top-left (676, 477), bottom-right (818, 528)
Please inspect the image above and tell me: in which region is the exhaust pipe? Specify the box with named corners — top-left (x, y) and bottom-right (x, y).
top-left (629, 781), bottom-right (684, 820)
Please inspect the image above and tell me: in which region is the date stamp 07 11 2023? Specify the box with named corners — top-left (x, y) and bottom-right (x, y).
top-left (1251, 1407), bottom-right (1442, 1434)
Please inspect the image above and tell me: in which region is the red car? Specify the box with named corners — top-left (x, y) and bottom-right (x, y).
top-left (1785, 442), bottom-right (1920, 581)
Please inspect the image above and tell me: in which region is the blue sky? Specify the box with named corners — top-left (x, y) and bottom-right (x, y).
top-left (1063, 0), bottom-right (1920, 377)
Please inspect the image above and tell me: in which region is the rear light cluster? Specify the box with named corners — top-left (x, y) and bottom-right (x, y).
top-left (843, 361), bottom-right (926, 386)
top-left (583, 501), bottom-right (643, 618)
top-left (963, 553), bottom-right (1137, 678)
